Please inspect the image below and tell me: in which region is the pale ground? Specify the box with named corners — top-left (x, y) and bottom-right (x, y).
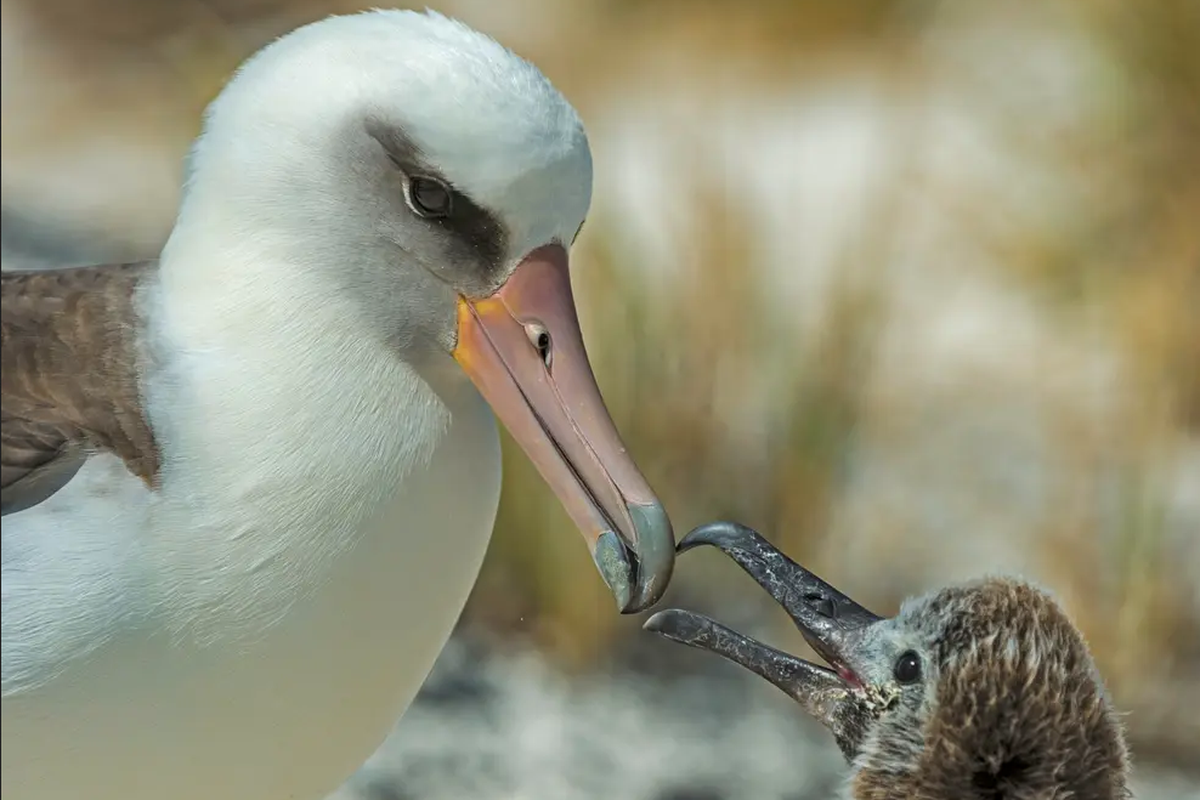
top-left (328, 635), bottom-right (1199, 800)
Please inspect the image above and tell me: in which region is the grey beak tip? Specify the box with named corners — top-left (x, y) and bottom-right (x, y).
top-left (620, 502), bottom-right (677, 614)
top-left (641, 608), bottom-right (708, 644)
top-left (641, 609), bottom-right (675, 633)
top-left (678, 520), bottom-right (756, 554)
top-left (593, 530), bottom-right (635, 612)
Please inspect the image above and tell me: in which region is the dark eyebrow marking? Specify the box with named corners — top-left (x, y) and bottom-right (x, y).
top-left (365, 118), bottom-right (429, 175)
top-left (364, 117), bottom-right (508, 273)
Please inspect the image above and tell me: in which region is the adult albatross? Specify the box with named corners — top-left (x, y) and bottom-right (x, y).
top-left (1, 10), bottom-right (674, 800)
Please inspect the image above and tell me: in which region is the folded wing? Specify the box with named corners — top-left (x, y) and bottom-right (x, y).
top-left (1, 262), bottom-right (160, 516)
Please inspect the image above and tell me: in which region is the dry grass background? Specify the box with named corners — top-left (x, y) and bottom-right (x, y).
top-left (2, 0), bottom-right (1198, 786)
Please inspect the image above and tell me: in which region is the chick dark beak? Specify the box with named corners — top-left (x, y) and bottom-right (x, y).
top-left (643, 521), bottom-right (883, 755)
top-left (679, 521), bottom-right (880, 676)
top-left (643, 608), bottom-right (853, 729)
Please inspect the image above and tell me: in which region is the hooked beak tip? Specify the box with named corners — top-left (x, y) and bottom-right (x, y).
top-left (620, 501), bottom-right (676, 614)
top-left (593, 531), bottom-right (635, 612)
top-left (677, 520), bottom-right (753, 554)
top-left (642, 608), bottom-right (697, 639)
top-left (642, 610), bottom-right (671, 633)
top-left (594, 501), bottom-right (677, 615)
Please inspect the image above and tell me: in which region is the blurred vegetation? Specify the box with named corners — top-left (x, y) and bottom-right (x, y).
top-left (3, 0), bottom-right (1197, 771)
top-left (468, 0), bottom-right (1200, 768)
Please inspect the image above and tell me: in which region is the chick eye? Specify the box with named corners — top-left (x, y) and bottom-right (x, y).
top-left (408, 177), bottom-right (452, 218)
top-left (894, 650), bottom-right (922, 684)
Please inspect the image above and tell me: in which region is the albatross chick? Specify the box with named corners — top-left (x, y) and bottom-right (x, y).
top-left (646, 522), bottom-right (1130, 800)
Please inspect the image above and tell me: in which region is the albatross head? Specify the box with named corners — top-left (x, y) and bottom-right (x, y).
top-left (166, 9), bottom-right (673, 612)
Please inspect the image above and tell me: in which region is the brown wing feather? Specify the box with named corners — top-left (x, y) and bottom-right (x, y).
top-left (1, 261), bottom-right (161, 515)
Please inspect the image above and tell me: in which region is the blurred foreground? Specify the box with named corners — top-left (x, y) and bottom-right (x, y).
top-left (3, 0), bottom-right (1197, 794)
top-left (324, 635), bottom-right (1198, 800)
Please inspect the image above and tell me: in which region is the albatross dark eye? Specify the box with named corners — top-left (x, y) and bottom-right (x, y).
top-left (894, 650), bottom-right (922, 684)
top-left (408, 177), bottom-right (452, 218)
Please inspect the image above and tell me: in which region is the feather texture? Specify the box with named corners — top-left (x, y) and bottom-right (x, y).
top-left (1, 262), bottom-right (159, 515)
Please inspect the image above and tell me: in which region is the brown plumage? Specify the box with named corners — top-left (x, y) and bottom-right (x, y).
top-left (1, 261), bottom-right (160, 515)
top-left (852, 579), bottom-right (1129, 799)
top-left (646, 522), bottom-right (1130, 800)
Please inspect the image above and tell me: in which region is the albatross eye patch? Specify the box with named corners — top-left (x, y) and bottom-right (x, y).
top-left (407, 177), bottom-right (453, 218)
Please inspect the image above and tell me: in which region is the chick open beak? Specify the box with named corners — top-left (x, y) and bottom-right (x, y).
top-left (644, 521), bottom-right (882, 755)
top-left (453, 243), bottom-right (675, 613)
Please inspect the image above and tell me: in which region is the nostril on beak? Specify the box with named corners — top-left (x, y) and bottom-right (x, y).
top-left (804, 592), bottom-right (837, 619)
top-left (524, 322), bottom-right (552, 368)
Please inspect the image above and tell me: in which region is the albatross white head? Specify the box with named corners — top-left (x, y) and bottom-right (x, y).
top-left (160, 9), bottom-right (674, 611)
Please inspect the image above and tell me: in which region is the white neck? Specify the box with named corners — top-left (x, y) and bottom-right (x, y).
top-left (138, 238), bottom-right (492, 643)
top-left (3, 242), bottom-right (504, 800)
